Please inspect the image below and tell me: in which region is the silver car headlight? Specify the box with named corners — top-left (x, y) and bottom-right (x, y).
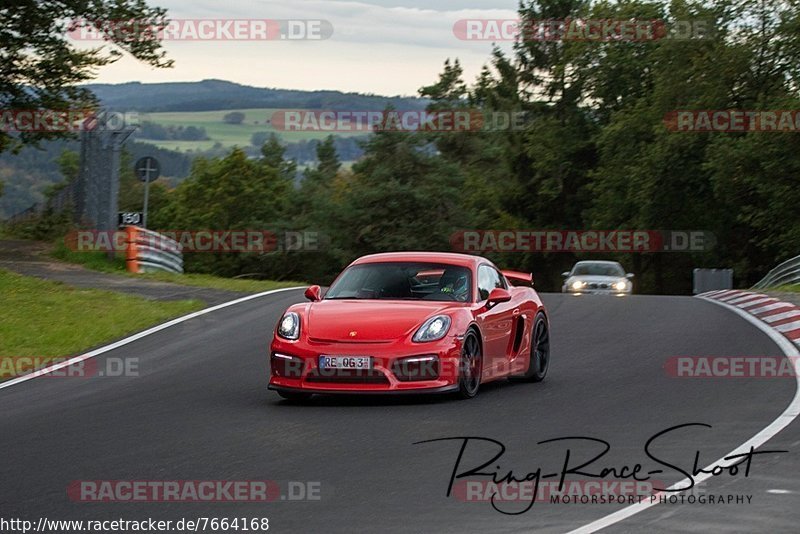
top-left (613, 280), bottom-right (628, 291)
top-left (571, 280), bottom-right (586, 290)
top-left (413, 315), bottom-right (451, 343)
top-left (277, 312), bottom-right (300, 340)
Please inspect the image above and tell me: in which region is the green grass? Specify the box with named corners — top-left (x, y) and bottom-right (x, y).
top-left (774, 284), bottom-right (800, 293)
top-left (0, 269), bottom-right (203, 362)
top-left (52, 240), bottom-right (126, 273)
top-left (51, 239), bottom-right (304, 292)
top-left (136, 272), bottom-right (304, 293)
top-left (141, 108), bottom-right (363, 152)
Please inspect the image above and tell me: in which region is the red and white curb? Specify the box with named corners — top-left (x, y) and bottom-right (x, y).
top-left (568, 290), bottom-right (800, 533)
top-left (698, 289), bottom-right (800, 347)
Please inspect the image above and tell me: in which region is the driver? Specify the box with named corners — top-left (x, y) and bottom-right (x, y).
top-left (438, 269), bottom-right (470, 302)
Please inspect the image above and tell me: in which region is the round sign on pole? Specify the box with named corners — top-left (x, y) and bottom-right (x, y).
top-left (134, 157), bottom-right (161, 183)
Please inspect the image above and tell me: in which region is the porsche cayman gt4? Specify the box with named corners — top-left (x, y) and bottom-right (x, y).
top-left (268, 252), bottom-right (550, 401)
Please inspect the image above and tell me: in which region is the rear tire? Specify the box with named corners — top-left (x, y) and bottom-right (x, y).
top-left (278, 391), bottom-right (312, 402)
top-left (456, 330), bottom-right (482, 399)
top-left (517, 312), bottom-right (550, 382)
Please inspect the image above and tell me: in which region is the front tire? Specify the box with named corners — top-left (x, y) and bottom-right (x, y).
top-left (457, 330), bottom-right (482, 399)
top-left (519, 312), bottom-right (550, 382)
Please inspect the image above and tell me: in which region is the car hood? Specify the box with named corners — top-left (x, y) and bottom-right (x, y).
top-left (306, 300), bottom-right (455, 342)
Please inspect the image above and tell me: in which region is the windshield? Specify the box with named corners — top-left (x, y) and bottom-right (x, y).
top-left (326, 262), bottom-right (473, 302)
top-left (572, 263), bottom-right (625, 277)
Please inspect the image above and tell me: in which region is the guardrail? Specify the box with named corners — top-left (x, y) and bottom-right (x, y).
top-left (124, 226), bottom-right (184, 274)
top-left (752, 254), bottom-right (800, 289)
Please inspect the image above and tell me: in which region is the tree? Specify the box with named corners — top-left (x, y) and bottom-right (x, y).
top-left (314, 135), bottom-right (341, 181)
top-left (419, 58), bottom-right (468, 108)
top-left (251, 131), bottom-right (272, 147)
top-left (332, 127), bottom-right (467, 259)
top-left (296, 136), bottom-right (340, 219)
top-left (223, 111), bottom-right (246, 125)
top-left (259, 134), bottom-right (297, 182)
top-left (158, 147), bottom-right (294, 275)
top-left (1, 1), bottom-right (171, 154)
top-left (56, 149), bottom-right (80, 183)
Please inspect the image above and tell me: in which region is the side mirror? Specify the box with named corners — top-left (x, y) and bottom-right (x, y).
top-left (304, 285), bottom-right (322, 302)
top-left (561, 271), bottom-right (570, 277)
top-left (626, 273), bottom-right (635, 279)
top-left (487, 287), bottom-right (512, 308)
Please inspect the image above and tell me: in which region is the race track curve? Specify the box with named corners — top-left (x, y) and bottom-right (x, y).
top-left (1, 291), bottom-right (798, 533)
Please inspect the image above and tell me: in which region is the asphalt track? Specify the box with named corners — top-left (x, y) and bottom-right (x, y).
top-left (1, 291), bottom-right (799, 533)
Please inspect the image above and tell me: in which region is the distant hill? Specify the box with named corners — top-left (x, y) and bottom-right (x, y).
top-left (1, 80), bottom-right (428, 218)
top-left (0, 140), bottom-right (193, 219)
top-left (86, 79), bottom-right (429, 113)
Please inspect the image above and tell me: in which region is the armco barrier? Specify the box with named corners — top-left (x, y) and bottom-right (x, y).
top-left (125, 226), bottom-right (183, 274)
top-left (753, 254), bottom-right (800, 289)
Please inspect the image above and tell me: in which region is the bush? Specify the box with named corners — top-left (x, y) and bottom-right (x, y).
top-left (223, 111), bottom-right (246, 125)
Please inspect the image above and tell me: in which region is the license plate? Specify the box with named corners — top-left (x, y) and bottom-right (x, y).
top-left (318, 356), bottom-right (372, 370)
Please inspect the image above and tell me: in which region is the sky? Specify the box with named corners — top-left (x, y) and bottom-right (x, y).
top-left (85, 0), bottom-right (518, 97)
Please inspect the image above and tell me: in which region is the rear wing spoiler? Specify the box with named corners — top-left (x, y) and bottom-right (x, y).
top-left (502, 270), bottom-right (533, 286)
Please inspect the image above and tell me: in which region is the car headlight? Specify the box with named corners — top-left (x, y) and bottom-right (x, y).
top-left (277, 312), bottom-right (300, 340)
top-left (571, 280), bottom-right (586, 290)
top-left (413, 315), bottom-right (451, 342)
top-left (613, 280), bottom-right (628, 291)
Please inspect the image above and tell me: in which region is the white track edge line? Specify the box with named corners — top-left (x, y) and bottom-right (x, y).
top-left (564, 295), bottom-right (800, 534)
top-left (0, 286), bottom-right (305, 391)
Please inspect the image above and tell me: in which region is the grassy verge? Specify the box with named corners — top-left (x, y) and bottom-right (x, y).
top-left (774, 285), bottom-right (800, 293)
top-left (0, 269), bottom-right (203, 362)
top-left (136, 272), bottom-right (303, 293)
top-left (52, 240), bottom-right (126, 273)
top-left (52, 240), bottom-right (304, 292)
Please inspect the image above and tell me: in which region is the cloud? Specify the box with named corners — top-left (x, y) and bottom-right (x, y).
top-left (88, 0), bottom-right (519, 96)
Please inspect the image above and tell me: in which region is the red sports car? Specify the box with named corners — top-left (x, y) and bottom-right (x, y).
top-left (268, 252), bottom-right (550, 401)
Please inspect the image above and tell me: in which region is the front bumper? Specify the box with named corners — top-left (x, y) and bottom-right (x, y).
top-left (563, 284), bottom-right (631, 295)
top-left (566, 288), bottom-right (631, 296)
top-left (268, 383), bottom-right (459, 396)
top-left (268, 336), bottom-right (463, 394)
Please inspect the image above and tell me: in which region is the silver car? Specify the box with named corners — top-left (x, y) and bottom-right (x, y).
top-left (562, 261), bottom-right (634, 295)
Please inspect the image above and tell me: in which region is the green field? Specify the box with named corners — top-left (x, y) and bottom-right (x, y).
top-left (140, 108), bottom-right (364, 152)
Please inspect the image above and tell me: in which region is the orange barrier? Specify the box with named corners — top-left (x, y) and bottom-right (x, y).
top-left (125, 226), bottom-right (139, 273)
top-left (123, 225), bottom-right (183, 274)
